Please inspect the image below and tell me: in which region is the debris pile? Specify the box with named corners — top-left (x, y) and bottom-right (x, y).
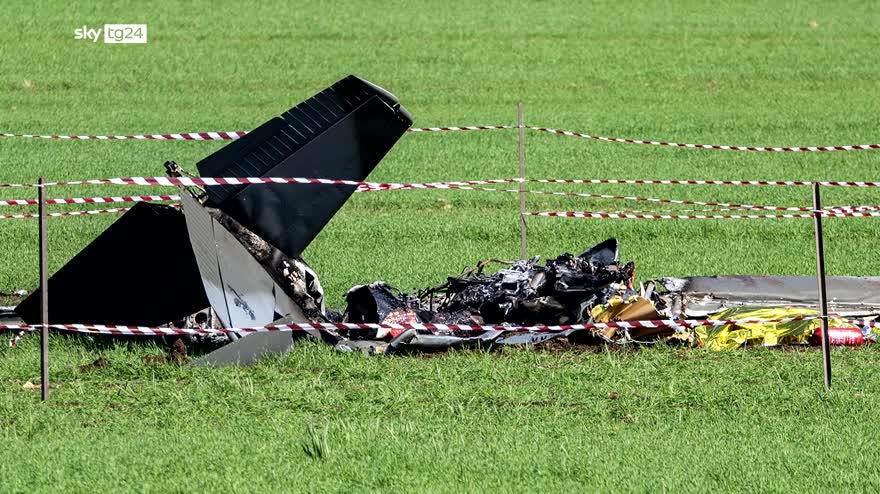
top-left (423, 240), bottom-right (635, 326)
top-left (347, 238), bottom-right (633, 327)
top-left (332, 239), bottom-right (641, 354)
top-left (328, 238), bottom-right (880, 354)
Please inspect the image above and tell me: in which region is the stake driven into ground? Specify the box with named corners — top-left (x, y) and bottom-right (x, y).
top-left (2, 1), bottom-right (880, 491)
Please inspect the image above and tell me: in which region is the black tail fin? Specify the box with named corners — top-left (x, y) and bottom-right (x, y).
top-left (197, 75), bottom-right (413, 258)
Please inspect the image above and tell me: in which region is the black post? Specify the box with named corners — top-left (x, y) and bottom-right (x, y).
top-left (518, 102), bottom-right (527, 259)
top-left (812, 183), bottom-right (831, 390)
top-left (39, 177), bottom-right (49, 401)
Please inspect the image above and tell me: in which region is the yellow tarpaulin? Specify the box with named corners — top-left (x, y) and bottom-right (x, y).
top-left (694, 306), bottom-right (858, 351)
top-left (590, 295), bottom-right (663, 339)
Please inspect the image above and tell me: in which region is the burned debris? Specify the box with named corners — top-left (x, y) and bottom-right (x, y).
top-left (332, 238), bottom-right (637, 353)
top-left (327, 239), bottom-right (880, 354)
top-left (347, 238), bottom-right (634, 328)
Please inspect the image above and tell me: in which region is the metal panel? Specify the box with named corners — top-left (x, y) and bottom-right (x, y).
top-left (190, 331), bottom-right (294, 367)
top-left (16, 203), bottom-right (208, 326)
top-left (180, 193), bottom-right (230, 324)
top-left (665, 275), bottom-right (880, 306)
top-left (196, 75), bottom-right (412, 259)
top-left (656, 275), bottom-right (880, 316)
top-left (181, 194), bottom-right (308, 366)
top-left (212, 215), bottom-right (276, 327)
top-left (181, 193), bottom-right (279, 329)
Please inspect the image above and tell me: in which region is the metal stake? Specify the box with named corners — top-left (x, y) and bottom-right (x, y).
top-left (38, 177), bottom-right (49, 401)
top-left (518, 102), bottom-right (527, 259)
top-left (812, 183), bottom-right (832, 390)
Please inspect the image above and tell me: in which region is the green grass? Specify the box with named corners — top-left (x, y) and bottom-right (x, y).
top-left (4, 338), bottom-right (880, 492)
top-left (3, 0), bottom-right (880, 491)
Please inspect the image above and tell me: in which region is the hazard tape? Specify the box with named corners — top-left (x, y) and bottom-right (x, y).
top-left (343, 182), bottom-right (806, 212)
top-left (4, 176), bottom-right (880, 189)
top-left (1, 181), bottom-right (876, 221)
top-left (821, 211), bottom-right (880, 218)
top-left (8, 331), bottom-right (25, 347)
top-left (529, 211), bottom-right (813, 220)
top-left (3, 185), bottom-right (876, 213)
top-left (528, 211), bottom-right (880, 220)
top-left (0, 184), bottom-right (804, 216)
top-left (0, 182), bottom-right (519, 206)
top-left (1, 183), bottom-right (875, 221)
top-left (824, 206), bottom-right (880, 212)
top-left (0, 131), bottom-right (249, 141)
top-left (6, 205), bottom-right (877, 222)
top-left (0, 177), bottom-right (524, 189)
top-left (4, 316), bottom-right (877, 338)
top-left (528, 127), bottom-right (880, 152)
top-left (407, 126), bottom-right (516, 132)
top-left (0, 195), bottom-right (180, 207)
top-left (0, 126), bottom-right (515, 141)
top-left (3, 125), bottom-right (878, 152)
top-left (452, 185), bottom-right (810, 212)
top-left (6, 316), bottom-right (876, 347)
top-left (528, 178), bottom-right (880, 188)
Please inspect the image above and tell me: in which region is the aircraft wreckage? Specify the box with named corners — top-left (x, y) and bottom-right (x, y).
top-left (6, 75), bottom-right (880, 363)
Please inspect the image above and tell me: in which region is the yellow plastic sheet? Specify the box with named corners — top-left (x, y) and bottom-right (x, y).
top-left (591, 295), bottom-right (663, 339)
top-left (694, 306), bottom-right (857, 351)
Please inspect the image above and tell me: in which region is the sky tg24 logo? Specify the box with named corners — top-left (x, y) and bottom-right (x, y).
top-left (74, 24), bottom-right (148, 44)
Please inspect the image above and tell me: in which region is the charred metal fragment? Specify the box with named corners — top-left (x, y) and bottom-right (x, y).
top-left (191, 330), bottom-right (294, 367)
top-left (496, 328), bottom-right (601, 346)
top-left (344, 282), bottom-right (417, 324)
top-left (653, 275), bottom-right (880, 318)
top-left (578, 237), bottom-right (619, 265)
top-left (415, 239), bottom-right (634, 326)
top-left (386, 329), bottom-right (505, 354)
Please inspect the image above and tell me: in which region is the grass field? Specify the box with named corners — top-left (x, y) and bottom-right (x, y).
top-left (2, 1), bottom-right (880, 491)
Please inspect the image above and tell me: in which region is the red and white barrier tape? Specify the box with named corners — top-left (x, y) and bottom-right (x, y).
top-left (451, 185), bottom-right (810, 212)
top-left (2, 316), bottom-right (878, 338)
top-left (1, 182), bottom-right (876, 220)
top-left (3, 125), bottom-right (879, 152)
top-left (528, 178), bottom-right (880, 188)
top-left (0, 182), bottom-right (518, 206)
top-left (8, 331), bottom-right (25, 347)
top-left (0, 184), bottom-right (806, 216)
top-left (407, 126), bottom-right (516, 132)
top-left (0, 131), bottom-right (249, 141)
top-left (528, 127), bottom-right (880, 152)
top-left (0, 177), bottom-right (523, 189)
top-left (9, 331), bottom-right (28, 347)
top-left (4, 176), bottom-right (880, 189)
top-left (0, 195), bottom-right (180, 207)
top-left (7, 204), bottom-right (878, 222)
top-left (2, 184), bottom-right (876, 213)
top-left (815, 211), bottom-right (880, 218)
top-left (0, 126), bottom-right (515, 141)
top-left (824, 205), bottom-right (880, 212)
top-left (528, 210), bottom-right (880, 220)
top-left (339, 181), bottom-right (806, 212)
top-left (7, 316), bottom-right (875, 346)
